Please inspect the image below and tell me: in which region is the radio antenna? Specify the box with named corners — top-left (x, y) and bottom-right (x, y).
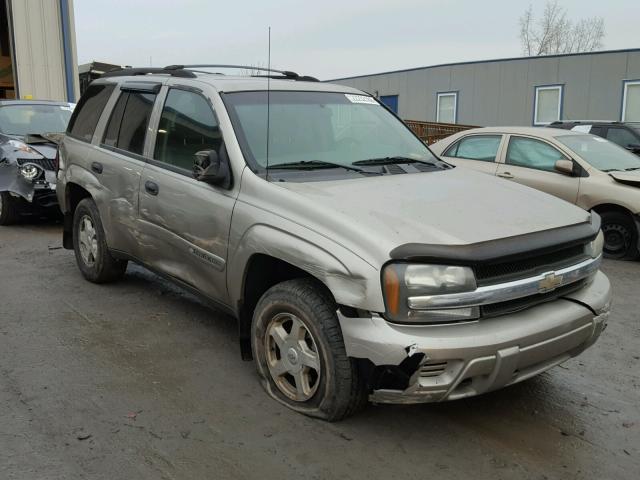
top-left (265, 26), bottom-right (271, 181)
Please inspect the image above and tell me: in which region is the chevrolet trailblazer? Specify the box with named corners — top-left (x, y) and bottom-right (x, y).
top-left (56, 65), bottom-right (611, 420)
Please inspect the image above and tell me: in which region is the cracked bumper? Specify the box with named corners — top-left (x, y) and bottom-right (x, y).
top-left (339, 271), bottom-right (611, 404)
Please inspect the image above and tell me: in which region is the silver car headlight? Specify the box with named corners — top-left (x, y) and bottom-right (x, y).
top-left (19, 163), bottom-right (43, 181)
top-left (383, 263), bottom-right (479, 324)
top-left (585, 231), bottom-right (604, 259)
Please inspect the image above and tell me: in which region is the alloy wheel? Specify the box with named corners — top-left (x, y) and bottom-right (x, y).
top-left (78, 215), bottom-right (98, 267)
top-left (265, 312), bottom-right (321, 402)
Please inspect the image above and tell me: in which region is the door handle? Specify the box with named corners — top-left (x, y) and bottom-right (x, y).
top-left (91, 162), bottom-right (103, 174)
top-left (144, 180), bottom-right (159, 196)
top-left (497, 172), bottom-right (514, 179)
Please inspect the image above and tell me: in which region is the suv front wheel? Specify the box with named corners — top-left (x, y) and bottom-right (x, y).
top-left (72, 198), bottom-right (128, 283)
top-left (251, 278), bottom-right (367, 421)
top-left (600, 211), bottom-right (639, 260)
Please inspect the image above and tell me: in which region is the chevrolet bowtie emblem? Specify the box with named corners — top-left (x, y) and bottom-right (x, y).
top-left (538, 272), bottom-right (563, 293)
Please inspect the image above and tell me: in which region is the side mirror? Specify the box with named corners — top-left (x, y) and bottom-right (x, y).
top-left (193, 148), bottom-right (231, 188)
top-left (554, 159), bottom-right (574, 176)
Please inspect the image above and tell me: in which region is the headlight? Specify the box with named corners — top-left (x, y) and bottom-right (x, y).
top-left (19, 163), bottom-right (43, 181)
top-left (8, 139), bottom-right (41, 156)
top-left (383, 263), bottom-right (479, 324)
top-left (585, 231), bottom-right (604, 259)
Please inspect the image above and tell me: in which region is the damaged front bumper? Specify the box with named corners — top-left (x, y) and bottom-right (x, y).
top-left (339, 271), bottom-right (611, 404)
top-left (0, 163), bottom-right (57, 207)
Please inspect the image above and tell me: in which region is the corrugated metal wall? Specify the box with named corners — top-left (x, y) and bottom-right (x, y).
top-left (9, 0), bottom-right (79, 102)
top-left (333, 50), bottom-right (640, 126)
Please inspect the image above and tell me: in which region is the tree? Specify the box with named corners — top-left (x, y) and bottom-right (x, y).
top-left (519, 1), bottom-right (605, 56)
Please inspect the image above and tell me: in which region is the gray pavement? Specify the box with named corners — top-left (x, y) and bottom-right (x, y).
top-left (0, 222), bottom-right (638, 480)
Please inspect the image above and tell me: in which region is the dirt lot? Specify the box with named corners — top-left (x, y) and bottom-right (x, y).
top-left (0, 222), bottom-right (638, 480)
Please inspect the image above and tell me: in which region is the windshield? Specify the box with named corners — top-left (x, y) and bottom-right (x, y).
top-left (223, 91), bottom-right (439, 172)
top-left (0, 104), bottom-right (73, 136)
top-left (555, 134), bottom-right (640, 171)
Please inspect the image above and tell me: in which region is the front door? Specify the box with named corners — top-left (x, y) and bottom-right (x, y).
top-left (495, 135), bottom-right (580, 204)
top-left (138, 87), bottom-right (237, 304)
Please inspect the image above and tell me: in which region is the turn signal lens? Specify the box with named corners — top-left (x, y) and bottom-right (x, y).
top-left (383, 265), bottom-right (400, 316)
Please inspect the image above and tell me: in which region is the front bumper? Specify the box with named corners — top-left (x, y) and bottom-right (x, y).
top-left (339, 271), bottom-right (611, 404)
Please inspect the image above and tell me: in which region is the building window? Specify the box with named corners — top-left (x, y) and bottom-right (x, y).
top-left (622, 80), bottom-right (640, 122)
top-left (379, 95), bottom-right (398, 114)
top-left (533, 85), bottom-right (563, 126)
top-left (436, 92), bottom-right (457, 124)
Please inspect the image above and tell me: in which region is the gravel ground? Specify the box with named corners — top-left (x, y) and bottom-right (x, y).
top-left (0, 222), bottom-right (638, 480)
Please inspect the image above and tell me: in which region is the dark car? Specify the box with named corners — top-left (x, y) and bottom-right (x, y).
top-left (0, 100), bottom-right (74, 225)
top-left (549, 121), bottom-right (640, 155)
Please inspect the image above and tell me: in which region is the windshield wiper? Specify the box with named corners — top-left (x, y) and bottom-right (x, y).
top-left (353, 156), bottom-right (437, 167)
top-left (268, 160), bottom-right (371, 174)
top-left (625, 167), bottom-right (640, 171)
top-left (602, 168), bottom-right (620, 172)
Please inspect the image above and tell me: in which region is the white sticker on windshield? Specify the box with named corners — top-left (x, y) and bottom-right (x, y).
top-left (345, 94), bottom-right (379, 105)
top-left (60, 106), bottom-right (73, 111)
top-left (571, 125), bottom-right (591, 133)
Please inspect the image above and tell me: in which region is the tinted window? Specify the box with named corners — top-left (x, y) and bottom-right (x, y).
top-left (444, 135), bottom-right (501, 161)
top-left (589, 126), bottom-right (604, 137)
top-left (606, 128), bottom-right (638, 148)
top-left (67, 84), bottom-right (114, 142)
top-left (108, 91), bottom-right (156, 155)
top-left (154, 89), bottom-right (221, 171)
top-left (506, 137), bottom-right (566, 172)
top-left (102, 92), bottom-right (128, 147)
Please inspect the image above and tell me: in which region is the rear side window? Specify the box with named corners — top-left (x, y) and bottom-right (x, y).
top-left (506, 137), bottom-right (566, 172)
top-left (102, 91), bottom-right (156, 156)
top-left (153, 89), bottom-right (221, 171)
top-left (67, 84), bottom-right (115, 142)
top-left (444, 135), bottom-right (502, 162)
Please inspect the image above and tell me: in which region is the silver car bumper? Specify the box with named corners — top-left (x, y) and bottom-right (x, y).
top-left (338, 271), bottom-right (611, 404)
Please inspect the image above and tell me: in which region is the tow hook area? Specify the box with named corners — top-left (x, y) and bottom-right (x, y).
top-left (359, 352), bottom-right (426, 394)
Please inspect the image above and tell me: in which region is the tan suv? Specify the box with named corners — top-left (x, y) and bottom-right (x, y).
top-left (432, 127), bottom-right (640, 259)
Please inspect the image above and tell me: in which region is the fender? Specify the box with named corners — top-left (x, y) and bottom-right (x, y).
top-left (227, 222), bottom-right (385, 314)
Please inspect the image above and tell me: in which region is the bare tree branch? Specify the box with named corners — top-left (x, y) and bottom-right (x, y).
top-left (519, 1), bottom-right (605, 56)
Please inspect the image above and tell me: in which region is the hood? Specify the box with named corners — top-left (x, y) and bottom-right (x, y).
top-left (609, 170), bottom-right (640, 188)
top-left (276, 168), bottom-right (590, 256)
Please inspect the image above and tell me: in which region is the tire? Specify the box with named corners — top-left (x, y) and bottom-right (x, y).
top-left (251, 278), bottom-right (367, 421)
top-left (600, 211), bottom-right (639, 260)
top-left (0, 192), bottom-right (20, 225)
top-left (72, 198), bottom-right (128, 283)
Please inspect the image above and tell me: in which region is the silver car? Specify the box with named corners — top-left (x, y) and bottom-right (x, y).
top-left (57, 66), bottom-right (611, 420)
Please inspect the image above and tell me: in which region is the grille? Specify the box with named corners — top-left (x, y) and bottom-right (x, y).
top-left (419, 361), bottom-right (448, 378)
top-left (481, 279), bottom-right (587, 318)
top-left (17, 157), bottom-right (56, 171)
top-left (474, 244), bottom-right (587, 286)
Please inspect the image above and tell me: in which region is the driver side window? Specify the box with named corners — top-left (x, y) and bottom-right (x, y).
top-left (505, 136), bottom-right (566, 172)
top-left (153, 89), bottom-right (221, 171)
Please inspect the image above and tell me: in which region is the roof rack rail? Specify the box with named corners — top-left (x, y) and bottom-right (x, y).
top-left (102, 67), bottom-right (197, 78)
top-left (165, 64), bottom-right (319, 82)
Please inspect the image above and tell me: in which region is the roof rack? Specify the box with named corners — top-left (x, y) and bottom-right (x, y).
top-left (101, 64), bottom-right (319, 82)
top-left (102, 67), bottom-right (197, 78)
top-left (167, 64), bottom-right (319, 82)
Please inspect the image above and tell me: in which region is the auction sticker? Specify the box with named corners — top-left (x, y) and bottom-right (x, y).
top-left (345, 94), bottom-right (379, 105)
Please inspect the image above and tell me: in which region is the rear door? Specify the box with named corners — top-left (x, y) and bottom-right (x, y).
top-left (495, 135), bottom-right (580, 204)
top-left (438, 134), bottom-right (504, 175)
top-left (92, 82), bottom-right (160, 257)
top-left (137, 85), bottom-right (236, 304)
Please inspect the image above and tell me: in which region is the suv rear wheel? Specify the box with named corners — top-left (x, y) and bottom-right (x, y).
top-left (0, 192), bottom-right (20, 225)
top-left (251, 278), bottom-right (367, 421)
top-left (600, 210), bottom-right (639, 260)
top-left (73, 198), bottom-right (128, 282)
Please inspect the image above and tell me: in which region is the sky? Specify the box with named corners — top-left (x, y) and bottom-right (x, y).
top-left (74, 0), bottom-right (640, 80)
